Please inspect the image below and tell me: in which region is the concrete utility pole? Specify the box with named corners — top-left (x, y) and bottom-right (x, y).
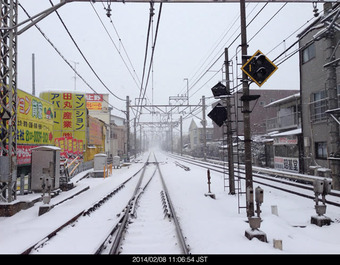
top-left (32, 53), bottom-right (35, 96)
top-left (224, 48), bottom-right (235, 195)
top-left (126, 96), bottom-right (130, 162)
top-left (180, 115), bottom-right (183, 156)
top-left (202, 95), bottom-right (207, 161)
top-left (184, 78), bottom-right (189, 105)
top-left (240, 0), bottom-right (254, 218)
top-left (134, 118), bottom-right (137, 158)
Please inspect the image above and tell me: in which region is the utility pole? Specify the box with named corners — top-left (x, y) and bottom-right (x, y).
top-left (180, 115), bottom-right (183, 156)
top-left (240, 0), bottom-right (254, 218)
top-left (72, 61), bottom-right (79, 91)
top-left (140, 124), bottom-right (142, 153)
top-left (32, 53), bottom-right (35, 96)
top-left (202, 95), bottom-right (207, 161)
top-left (225, 48), bottom-right (235, 195)
top-left (134, 118), bottom-right (137, 158)
top-left (126, 96), bottom-right (130, 162)
top-left (184, 78), bottom-right (189, 105)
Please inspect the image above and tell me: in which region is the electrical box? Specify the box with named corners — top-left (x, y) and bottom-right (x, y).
top-left (93, 153), bottom-right (108, 177)
top-left (0, 156), bottom-right (10, 182)
top-left (31, 146), bottom-right (61, 192)
top-left (112, 156), bottom-right (121, 169)
top-left (313, 179), bottom-right (324, 194)
top-left (255, 186), bottom-right (264, 204)
top-left (246, 186), bottom-right (254, 203)
top-left (323, 179), bottom-right (332, 195)
top-left (94, 153), bottom-right (107, 171)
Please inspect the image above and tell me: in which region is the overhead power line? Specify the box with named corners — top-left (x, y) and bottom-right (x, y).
top-left (92, 2), bottom-right (142, 89)
top-left (48, 0), bottom-right (125, 102)
top-left (184, 3), bottom-right (269, 99)
top-left (18, 3), bottom-right (124, 114)
top-left (136, 2), bottom-right (163, 123)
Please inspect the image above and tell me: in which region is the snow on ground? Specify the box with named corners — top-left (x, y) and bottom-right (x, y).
top-left (0, 150), bottom-right (339, 254)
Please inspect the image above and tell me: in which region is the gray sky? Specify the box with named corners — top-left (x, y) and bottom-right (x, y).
top-left (17, 1), bottom-right (321, 129)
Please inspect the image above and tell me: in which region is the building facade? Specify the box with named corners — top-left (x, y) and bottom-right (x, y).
top-left (299, 3), bottom-right (340, 188)
top-left (110, 115), bottom-right (127, 158)
top-left (211, 89), bottom-right (299, 141)
top-left (188, 119), bottom-right (214, 157)
top-left (264, 93), bottom-right (302, 172)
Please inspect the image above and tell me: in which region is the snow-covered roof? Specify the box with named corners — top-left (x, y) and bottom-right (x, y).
top-left (271, 128), bottom-right (302, 137)
top-left (264, 93), bottom-right (300, 108)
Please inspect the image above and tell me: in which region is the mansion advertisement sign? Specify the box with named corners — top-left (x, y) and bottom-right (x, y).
top-left (274, 134), bottom-right (299, 173)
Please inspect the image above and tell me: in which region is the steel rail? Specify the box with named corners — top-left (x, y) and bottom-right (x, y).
top-left (21, 164), bottom-right (146, 254)
top-left (109, 152), bottom-right (190, 254)
top-left (167, 153), bottom-right (340, 207)
top-left (153, 153), bottom-right (191, 255)
top-left (108, 154), bottom-right (152, 254)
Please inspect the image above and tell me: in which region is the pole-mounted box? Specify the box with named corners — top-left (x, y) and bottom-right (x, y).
top-left (313, 179), bottom-right (324, 194)
top-left (255, 186), bottom-right (264, 204)
top-left (314, 179), bottom-right (332, 195)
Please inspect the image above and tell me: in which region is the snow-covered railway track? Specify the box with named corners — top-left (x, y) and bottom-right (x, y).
top-left (167, 153), bottom-right (340, 208)
top-left (106, 152), bottom-right (190, 255)
top-left (22, 162), bottom-right (147, 254)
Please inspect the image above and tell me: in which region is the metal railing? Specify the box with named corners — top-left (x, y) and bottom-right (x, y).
top-left (266, 112), bottom-right (300, 131)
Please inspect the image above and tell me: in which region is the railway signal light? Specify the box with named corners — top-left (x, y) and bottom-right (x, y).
top-left (210, 82), bottom-right (230, 99)
top-left (241, 50), bottom-right (278, 87)
top-left (207, 103), bottom-right (227, 127)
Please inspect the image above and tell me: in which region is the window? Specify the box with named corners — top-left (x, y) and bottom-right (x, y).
top-left (274, 145), bottom-right (299, 157)
top-left (302, 43), bottom-right (316, 63)
top-left (315, 142), bottom-right (327, 159)
top-left (310, 90), bottom-right (327, 122)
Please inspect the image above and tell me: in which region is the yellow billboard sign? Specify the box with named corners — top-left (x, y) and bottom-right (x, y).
top-left (39, 91), bottom-right (87, 159)
top-left (17, 89), bottom-right (54, 145)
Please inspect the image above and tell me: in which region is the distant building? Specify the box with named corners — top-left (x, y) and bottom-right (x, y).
top-left (86, 93), bottom-right (111, 156)
top-left (211, 89), bottom-right (299, 141)
top-left (110, 115), bottom-right (126, 158)
top-left (188, 119), bottom-right (214, 157)
top-left (264, 93), bottom-right (302, 172)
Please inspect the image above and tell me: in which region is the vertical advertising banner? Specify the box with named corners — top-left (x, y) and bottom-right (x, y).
top-left (39, 91), bottom-right (87, 159)
top-left (17, 89), bottom-right (54, 165)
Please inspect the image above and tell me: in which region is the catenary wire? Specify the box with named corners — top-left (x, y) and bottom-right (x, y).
top-left (91, 2), bottom-right (142, 90)
top-left (18, 3), bottom-right (125, 114)
top-left (184, 3), bottom-right (269, 100)
top-left (48, 0), bottom-right (125, 102)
